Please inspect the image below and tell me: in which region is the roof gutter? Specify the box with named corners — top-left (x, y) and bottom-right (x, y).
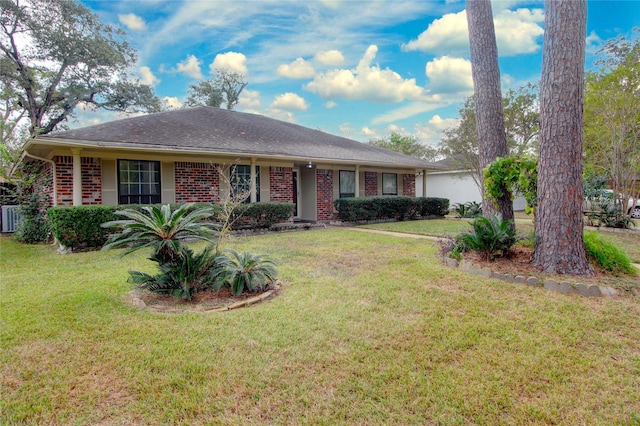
top-left (22, 150), bottom-right (57, 207)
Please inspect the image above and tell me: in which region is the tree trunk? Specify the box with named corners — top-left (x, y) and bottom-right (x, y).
top-left (533, 0), bottom-right (593, 276)
top-left (466, 0), bottom-right (512, 222)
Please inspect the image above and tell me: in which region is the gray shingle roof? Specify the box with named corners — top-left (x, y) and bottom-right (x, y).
top-left (37, 106), bottom-right (433, 168)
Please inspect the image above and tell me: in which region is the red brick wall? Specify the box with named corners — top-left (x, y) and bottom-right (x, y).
top-left (403, 174), bottom-right (416, 197)
top-left (316, 169), bottom-right (334, 221)
top-left (365, 171), bottom-right (378, 197)
top-left (270, 167), bottom-right (293, 202)
top-left (82, 157), bottom-right (102, 205)
top-left (55, 156), bottom-right (73, 206)
top-left (175, 162), bottom-right (220, 203)
top-left (52, 156), bottom-right (102, 206)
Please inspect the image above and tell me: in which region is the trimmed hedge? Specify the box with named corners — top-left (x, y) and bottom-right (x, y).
top-left (47, 201), bottom-right (295, 250)
top-left (334, 196), bottom-right (449, 222)
top-left (48, 205), bottom-right (118, 249)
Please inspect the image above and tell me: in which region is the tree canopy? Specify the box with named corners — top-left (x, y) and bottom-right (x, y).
top-left (184, 69), bottom-right (248, 110)
top-left (583, 30), bottom-right (640, 215)
top-left (0, 0), bottom-right (161, 141)
top-left (368, 132), bottom-right (438, 161)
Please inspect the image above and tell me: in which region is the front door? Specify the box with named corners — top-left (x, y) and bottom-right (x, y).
top-left (292, 169), bottom-right (301, 220)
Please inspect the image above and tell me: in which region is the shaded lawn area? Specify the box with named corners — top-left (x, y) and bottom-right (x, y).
top-left (360, 217), bottom-right (640, 263)
top-left (1, 230), bottom-right (640, 425)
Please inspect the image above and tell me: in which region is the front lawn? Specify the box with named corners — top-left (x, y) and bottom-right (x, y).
top-left (1, 230), bottom-right (639, 424)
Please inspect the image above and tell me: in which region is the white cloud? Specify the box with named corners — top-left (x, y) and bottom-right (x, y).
top-left (277, 58), bottom-right (315, 79)
top-left (271, 93), bottom-right (309, 111)
top-left (210, 52), bottom-right (248, 75)
top-left (176, 55), bottom-right (204, 79)
top-left (402, 11), bottom-right (469, 56)
top-left (305, 45), bottom-right (426, 102)
top-left (118, 13), bottom-right (147, 31)
top-left (325, 101), bottom-right (338, 109)
top-left (339, 122), bottom-right (357, 138)
top-left (238, 89), bottom-right (261, 109)
top-left (425, 56), bottom-right (473, 94)
top-left (372, 100), bottom-right (445, 125)
top-left (315, 49), bottom-right (345, 66)
top-left (139, 66), bottom-right (160, 86)
top-left (163, 97), bottom-right (183, 109)
top-left (402, 8), bottom-right (543, 57)
top-left (414, 114), bottom-right (460, 142)
top-left (586, 30), bottom-right (604, 54)
top-left (265, 108), bottom-right (296, 123)
top-left (361, 126), bottom-right (377, 137)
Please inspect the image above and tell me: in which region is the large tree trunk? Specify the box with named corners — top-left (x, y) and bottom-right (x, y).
top-left (533, 0), bottom-right (593, 276)
top-left (466, 0), bottom-right (512, 222)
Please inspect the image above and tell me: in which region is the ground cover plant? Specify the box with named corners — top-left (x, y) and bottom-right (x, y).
top-left (2, 229), bottom-right (640, 425)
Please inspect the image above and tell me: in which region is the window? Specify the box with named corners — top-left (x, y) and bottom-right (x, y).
top-left (382, 173), bottom-right (398, 195)
top-left (231, 165), bottom-right (260, 203)
top-left (118, 160), bottom-right (161, 205)
top-left (339, 170), bottom-right (355, 198)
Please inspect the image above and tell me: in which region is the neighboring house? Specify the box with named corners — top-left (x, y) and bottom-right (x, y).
top-left (418, 158), bottom-right (526, 210)
top-left (17, 106), bottom-right (438, 222)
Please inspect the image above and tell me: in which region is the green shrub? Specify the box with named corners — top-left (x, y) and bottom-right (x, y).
top-left (102, 203), bottom-right (219, 263)
top-left (213, 249), bottom-right (278, 295)
top-left (457, 214), bottom-right (517, 260)
top-left (231, 202), bottom-right (295, 228)
top-left (584, 232), bottom-right (637, 276)
top-left (129, 245), bottom-right (220, 300)
top-left (334, 196), bottom-right (449, 222)
top-left (48, 205), bottom-right (117, 249)
top-left (451, 201), bottom-right (482, 218)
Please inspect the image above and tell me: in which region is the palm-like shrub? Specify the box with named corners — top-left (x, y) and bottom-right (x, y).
top-left (102, 203), bottom-right (219, 263)
top-left (213, 249), bottom-right (278, 295)
top-left (457, 214), bottom-right (517, 260)
top-left (128, 245), bottom-right (220, 300)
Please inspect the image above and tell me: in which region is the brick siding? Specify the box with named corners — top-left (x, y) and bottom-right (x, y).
top-left (403, 174), bottom-right (416, 197)
top-left (269, 167), bottom-right (294, 203)
top-left (316, 168), bottom-right (334, 221)
top-left (365, 171), bottom-right (378, 196)
top-left (52, 156), bottom-right (102, 206)
top-left (175, 162), bottom-right (220, 203)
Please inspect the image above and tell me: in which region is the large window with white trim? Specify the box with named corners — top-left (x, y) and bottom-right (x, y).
top-left (382, 173), bottom-right (398, 195)
top-left (339, 170), bottom-right (355, 198)
top-left (118, 160), bottom-right (161, 205)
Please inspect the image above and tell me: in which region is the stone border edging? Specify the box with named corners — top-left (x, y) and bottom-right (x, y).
top-left (444, 258), bottom-right (618, 298)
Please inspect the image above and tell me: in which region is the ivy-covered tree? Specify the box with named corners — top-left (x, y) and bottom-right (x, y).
top-left (0, 0), bottom-right (162, 140)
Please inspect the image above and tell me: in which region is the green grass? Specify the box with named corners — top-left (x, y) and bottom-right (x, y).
top-left (2, 230), bottom-right (640, 425)
top-left (361, 217), bottom-right (640, 263)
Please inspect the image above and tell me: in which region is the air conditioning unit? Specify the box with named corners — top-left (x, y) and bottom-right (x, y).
top-left (1, 205), bottom-right (21, 233)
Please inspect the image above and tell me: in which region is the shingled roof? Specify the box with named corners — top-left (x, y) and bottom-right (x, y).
top-left (33, 106), bottom-right (433, 169)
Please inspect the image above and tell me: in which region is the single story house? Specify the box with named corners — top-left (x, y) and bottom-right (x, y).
top-left (19, 106), bottom-right (438, 222)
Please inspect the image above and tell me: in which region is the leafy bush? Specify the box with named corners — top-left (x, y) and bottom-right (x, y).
top-left (14, 192), bottom-right (50, 243)
top-left (451, 201), bottom-right (482, 218)
top-left (334, 196), bottom-right (449, 222)
top-left (484, 156), bottom-right (538, 214)
top-left (213, 249), bottom-right (278, 295)
top-left (230, 202), bottom-right (295, 228)
top-left (437, 236), bottom-right (465, 261)
top-left (129, 245), bottom-right (220, 300)
top-left (457, 214), bottom-right (517, 260)
top-left (102, 203), bottom-right (219, 263)
top-left (48, 205), bottom-right (117, 249)
top-left (584, 232), bottom-right (637, 276)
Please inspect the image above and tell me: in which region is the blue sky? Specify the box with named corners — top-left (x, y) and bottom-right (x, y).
top-left (78, 0), bottom-right (640, 148)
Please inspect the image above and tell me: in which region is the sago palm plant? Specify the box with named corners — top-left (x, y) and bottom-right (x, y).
top-left (128, 244), bottom-right (220, 300)
top-left (213, 249), bottom-right (278, 295)
top-left (102, 203), bottom-right (219, 263)
top-left (457, 213), bottom-right (517, 260)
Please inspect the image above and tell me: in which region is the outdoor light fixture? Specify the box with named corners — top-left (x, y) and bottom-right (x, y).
top-left (306, 161), bottom-right (313, 169)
